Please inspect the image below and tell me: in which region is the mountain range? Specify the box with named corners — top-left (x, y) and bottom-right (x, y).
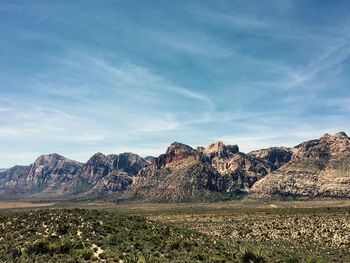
top-left (0, 132), bottom-right (349, 201)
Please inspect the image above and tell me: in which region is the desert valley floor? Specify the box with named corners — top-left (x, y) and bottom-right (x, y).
top-left (0, 199), bottom-right (349, 262)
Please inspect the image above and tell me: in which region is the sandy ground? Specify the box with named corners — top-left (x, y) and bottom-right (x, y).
top-left (0, 201), bottom-right (55, 210)
top-left (0, 199), bottom-right (350, 214)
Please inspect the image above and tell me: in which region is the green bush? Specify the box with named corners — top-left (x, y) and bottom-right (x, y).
top-left (306, 256), bottom-right (325, 263)
top-left (57, 223), bottom-right (70, 235)
top-left (285, 256), bottom-right (300, 263)
top-left (73, 248), bottom-right (93, 260)
top-left (239, 247), bottom-right (267, 263)
top-left (26, 238), bottom-right (50, 255)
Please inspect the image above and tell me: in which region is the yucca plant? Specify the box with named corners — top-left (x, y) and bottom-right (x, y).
top-left (239, 247), bottom-right (267, 263)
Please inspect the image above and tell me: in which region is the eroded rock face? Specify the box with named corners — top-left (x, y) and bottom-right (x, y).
top-left (249, 147), bottom-right (292, 169)
top-left (74, 152), bottom-right (148, 195)
top-left (0, 154), bottom-right (83, 196)
top-left (203, 141), bottom-right (239, 159)
top-left (144, 156), bottom-right (156, 164)
top-left (251, 132), bottom-right (350, 197)
top-left (128, 141), bottom-right (276, 201)
top-left (0, 152), bottom-right (148, 198)
top-left (154, 142), bottom-right (197, 168)
top-left (89, 171), bottom-right (133, 195)
top-left (126, 155), bottom-right (221, 202)
top-left (292, 132), bottom-right (350, 159)
top-left (28, 154), bottom-right (83, 188)
top-left (127, 143), bottom-right (219, 201)
top-left (201, 142), bottom-right (276, 195)
top-left (0, 165), bottom-right (30, 196)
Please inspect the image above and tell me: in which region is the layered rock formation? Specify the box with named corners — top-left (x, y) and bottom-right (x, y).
top-left (0, 165), bottom-right (30, 196)
top-left (0, 132), bottom-right (349, 201)
top-left (74, 152), bottom-right (148, 195)
top-left (249, 147), bottom-right (292, 169)
top-left (0, 152), bottom-right (148, 198)
top-left (126, 141), bottom-right (281, 201)
top-left (202, 141), bottom-right (278, 194)
top-left (125, 142), bottom-right (221, 202)
top-left (0, 154), bottom-right (83, 197)
top-left (251, 132), bottom-right (350, 197)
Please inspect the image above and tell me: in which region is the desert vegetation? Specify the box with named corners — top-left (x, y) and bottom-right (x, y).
top-left (0, 201), bottom-right (349, 262)
top-left (0, 209), bottom-right (236, 262)
top-left (150, 205), bottom-right (350, 262)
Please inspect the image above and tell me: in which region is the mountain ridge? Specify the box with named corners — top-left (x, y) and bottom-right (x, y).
top-left (0, 132), bottom-right (349, 201)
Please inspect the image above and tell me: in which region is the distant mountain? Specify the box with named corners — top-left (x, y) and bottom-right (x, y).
top-left (0, 154), bottom-right (83, 198)
top-left (125, 141), bottom-right (284, 201)
top-left (249, 147), bottom-right (292, 169)
top-left (144, 156), bottom-right (156, 163)
top-left (125, 142), bottom-right (222, 202)
top-left (251, 132), bottom-right (350, 198)
top-left (0, 132), bottom-right (349, 201)
top-left (0, 152), bottom-right (148, 199)
top-left (72, 152), bottom-right (148, 196)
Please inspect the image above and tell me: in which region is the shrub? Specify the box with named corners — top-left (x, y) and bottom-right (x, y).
top-left (26, 238), bottom-right (50, 255)
top-left (57, 223), bottom-right (70, 235)
top-left (306, 256), bottom-right (325, 263)
top-left (73, 248), bottom-right (93, 260)
top-left (285, 256), bottom-right (300, 263)
top-left (239, 247), bottom-right (267, 263)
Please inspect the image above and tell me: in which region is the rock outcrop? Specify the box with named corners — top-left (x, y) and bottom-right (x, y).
top-left (74, 152), bottom-right (148, 195)
top-left (249, 147), bottom-right (292, 169)
top-left (202, 141), bottom-right (277, 194)
top-left (251, 132), bottom-right (350, 197)
top-left (0, 154), bottom-right (83, 197)
top-left (126, 141), bottom-right (279, 201)
top-left (0, 152), bottom-right (148, 198)
top-left (0, 165), bottom-right (30, 196)
top-left (125, 142), bottom-right (221, 201)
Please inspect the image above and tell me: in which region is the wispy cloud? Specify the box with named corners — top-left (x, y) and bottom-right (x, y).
top-left (41, 50), bottom-right (215, 106)
top-left (286, 40), bottom-right (350, 89)
top-left (1, 1), bottom-right (350, 167)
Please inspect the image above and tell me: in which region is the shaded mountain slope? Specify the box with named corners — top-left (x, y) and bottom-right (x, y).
top-left (72, 152), bottom-right (148, 196)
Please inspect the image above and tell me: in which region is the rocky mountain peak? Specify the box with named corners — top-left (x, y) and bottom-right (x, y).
top-left (293, 132), bottom-right (350, 159)
top-left (204, 141), bottom-right (239, 159)
top-left (252, 131), bottom-right (350, 198)
top-left (153, 142), bottom-right (197, 168)
top-left (86, 152), bottom-right (118, 168)
top-left (166, 142), bottom-right (195, 155)
top-left (334, 131), bottom-right (348, 139)
top-left (249, 147), bottom-right (292, 169)
top-left (88, 152), bottom-right (106, 162)
top-left (34, 153), bottom-right (67, 166)
top-left (320, 131), bottom-right (348, 141)
top-left (112, 152), bottom-right (148, 175)
top-left (205, 141), bottom-right (225, 153)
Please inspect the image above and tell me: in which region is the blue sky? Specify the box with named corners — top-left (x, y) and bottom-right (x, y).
top-left (1, 0), bottom-right (350, 167)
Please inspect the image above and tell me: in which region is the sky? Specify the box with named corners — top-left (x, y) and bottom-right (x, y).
top-left (1, 0), bottom-right (350, 167)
